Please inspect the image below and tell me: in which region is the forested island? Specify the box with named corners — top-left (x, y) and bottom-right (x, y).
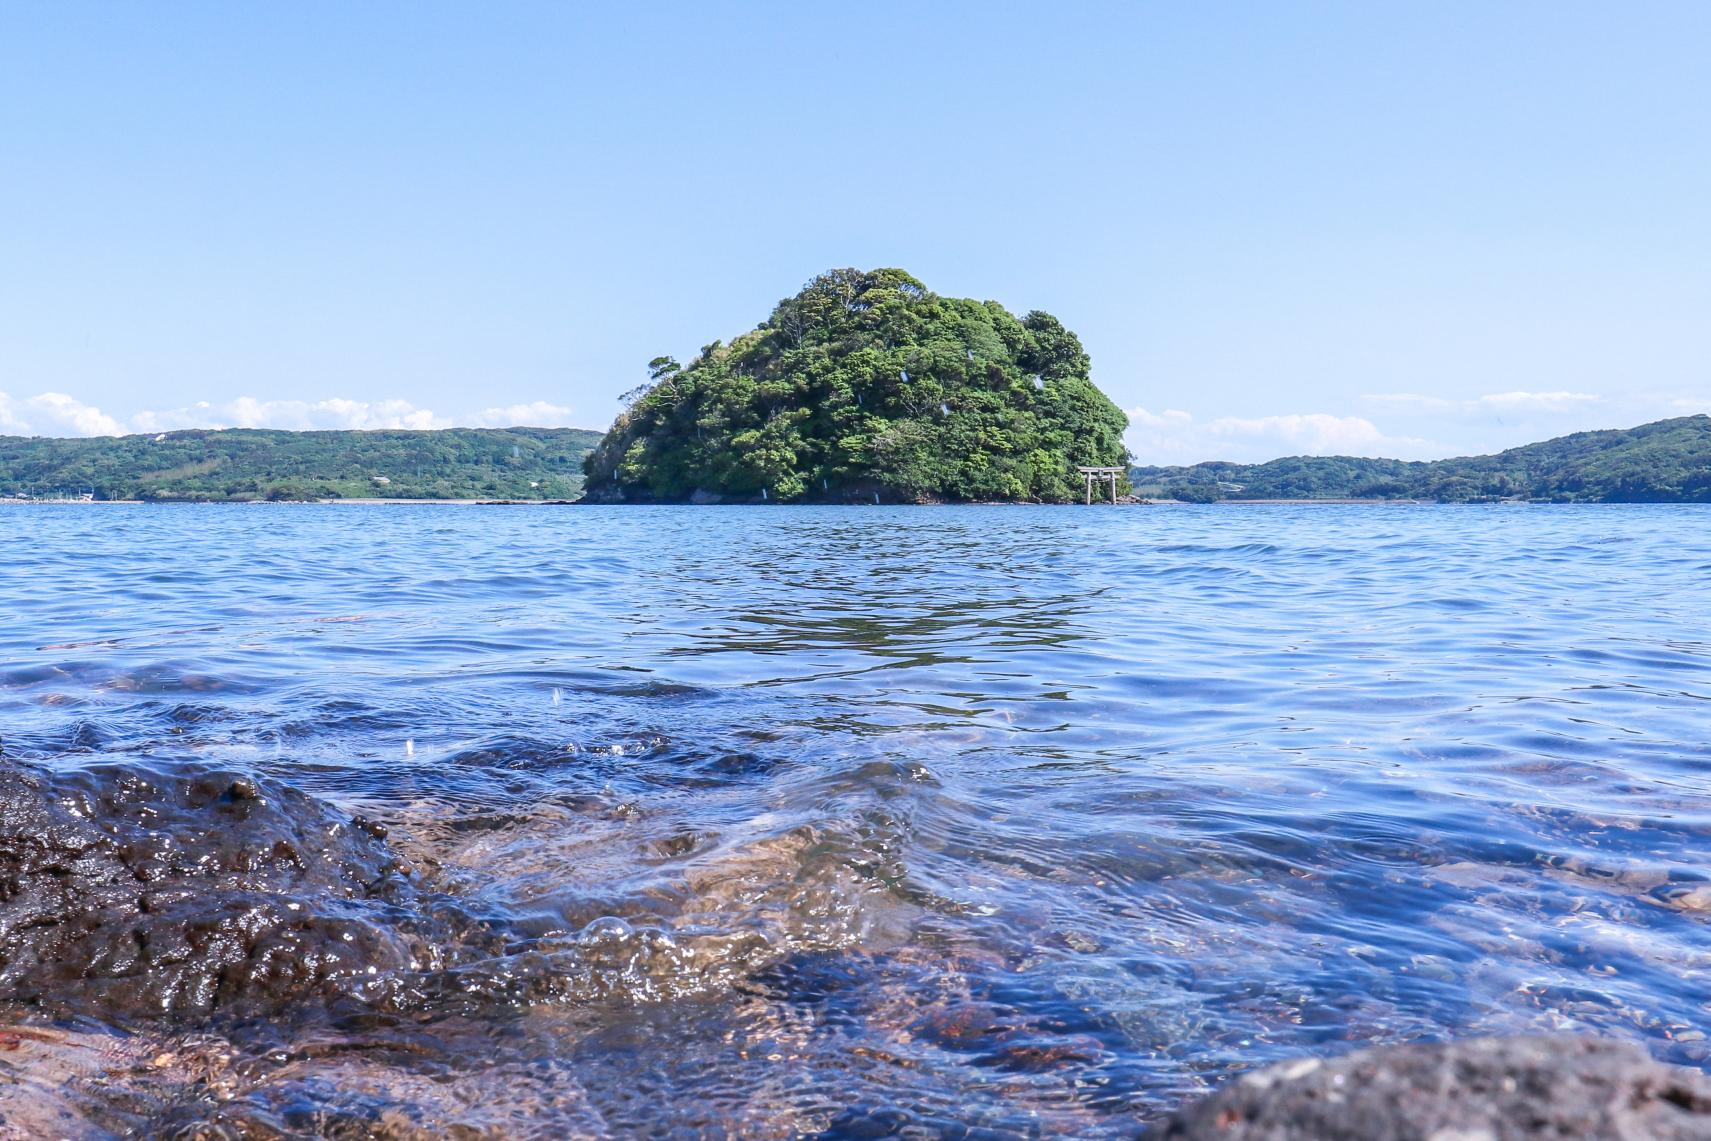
top-left (0, 427), bottom-right (602, 501)
top-left (1134, 415), bottom-right (1711, 503)
top-left (6, 385), bottom-right (1706, 508)
top-left (579, 268), bottom-right (1131, 503)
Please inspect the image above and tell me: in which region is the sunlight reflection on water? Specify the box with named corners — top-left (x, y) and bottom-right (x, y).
top-left (2, 504), bottom-right (1710, 1136)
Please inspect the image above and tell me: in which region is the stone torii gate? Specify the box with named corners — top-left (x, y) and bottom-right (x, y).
top-left (1077, 466), bottom-right (1125, 505)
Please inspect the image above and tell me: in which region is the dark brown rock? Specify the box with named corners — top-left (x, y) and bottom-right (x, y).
top-left (0, 759), bottom-right (486, 1022)
top-left (1150, 1035), bottom-right (1711, 1140)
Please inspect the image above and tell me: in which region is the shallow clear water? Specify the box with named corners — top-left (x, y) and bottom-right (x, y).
top-left (4, 503), bottom-right (1711, 1137)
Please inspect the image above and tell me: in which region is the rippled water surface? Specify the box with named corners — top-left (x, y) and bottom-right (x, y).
top-left (4, 504), bottom-right (1711, 1137)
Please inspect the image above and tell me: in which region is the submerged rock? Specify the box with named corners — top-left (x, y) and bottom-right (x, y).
top-left (0, 759), bottom-right (484, 1022)
top-left (0, 756), bottom-right (899, 1027)
top-left (1149, 1035), bottom-right (1711, 1140)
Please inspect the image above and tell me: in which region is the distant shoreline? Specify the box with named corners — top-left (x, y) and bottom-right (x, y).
top-left (2, 496), bottom-right (1693, 508)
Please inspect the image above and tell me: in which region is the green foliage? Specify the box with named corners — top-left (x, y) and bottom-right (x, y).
top-left (0, 427), bottom-right (603, 502)
top-left (1131, 416), bottom-right (1711, 503)
top-left (582, 268), bottom-right (1131, 503)
top-left (1163, 481), bottom-right (1223, 504)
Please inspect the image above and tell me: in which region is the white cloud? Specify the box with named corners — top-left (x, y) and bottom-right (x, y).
top-left (1670, 397), bottom-right (1711, 414)
top-left (1473, 390), bottom-right (1601, 412)
top-left (132, 397), bottom-right (449, 433)
top-left (468, 401), bottom-right (578, 428)
top-left (1362, 390), bottom-right (1602, 415)
top-left (0, 392), bottom-right (586, 437)
top-left (1127, 406), bottom-right (1195, 432)
top-left (1127, 406), bottom-right (1439, 466)
top-left (1208, 413), bottom-right (1405, 454)
top-left (0, 392), bottom-right (125, 437)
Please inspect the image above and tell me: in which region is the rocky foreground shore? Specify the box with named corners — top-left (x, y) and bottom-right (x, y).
top-left (5, 755), bottom-right (1711, 1138)
top-left (1150, 1034), bottom-right (1711, 1140)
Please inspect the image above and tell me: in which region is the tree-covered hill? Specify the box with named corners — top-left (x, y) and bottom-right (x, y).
top-left (1131, 415), bottom-right (1711, 503)
top-left (581, 268), bottom-right (1131, 503)
top-left (0, 426), bottom-right (603, 501)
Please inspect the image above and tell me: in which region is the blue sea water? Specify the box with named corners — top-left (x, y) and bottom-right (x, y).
top-left (3, 503), bottom-right (1711, 1136)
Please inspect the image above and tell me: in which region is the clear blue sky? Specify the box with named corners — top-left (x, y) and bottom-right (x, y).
top-left (3, 2), bottom-right (1707, 462)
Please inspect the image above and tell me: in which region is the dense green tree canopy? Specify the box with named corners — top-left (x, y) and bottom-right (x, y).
top-left (0, 427), bottom-right (601, 501)
top-left (581, 268), bottom-right (1131, 503)
top-left (1131, 415), bottom-right (1711, 503)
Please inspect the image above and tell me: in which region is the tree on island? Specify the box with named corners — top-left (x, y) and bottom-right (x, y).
top-left (580, 268), bottom-right (1132, 503)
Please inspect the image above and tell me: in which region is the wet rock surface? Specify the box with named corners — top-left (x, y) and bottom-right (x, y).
top-left (0, 754), bottom-right (962, 1137)
top-left (1149, 1035), bottom-right (1711, 1140)
top-left (0, 758), bottom-right (488, 1023)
